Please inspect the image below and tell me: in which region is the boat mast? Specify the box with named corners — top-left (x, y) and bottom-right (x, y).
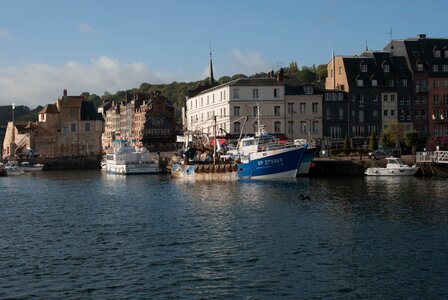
top-left (213, 115), bottom-right (217, 165)
top-left (256, 102), bottom-right (261, 136)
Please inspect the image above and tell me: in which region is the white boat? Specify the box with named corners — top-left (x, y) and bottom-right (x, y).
top-left (364, 157), bottom-right (419, 176)
top-left (105, 141), bottom-right (159, 175)
top-left (5, 161), bottom-right (25, 176)
top-left (20, 162), bottom-right (44, 172)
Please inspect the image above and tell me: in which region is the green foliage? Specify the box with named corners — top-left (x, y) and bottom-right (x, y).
top-left (404, 130), bottom-right (418, 147)
top-left (368, 131), bottom-right (378, 151)
top-left (380, 128), bottom-right (394, 147)
top-left (343, 135), bottom-right (351, 152)
top-left (380, 122), bottom-right (404, 148)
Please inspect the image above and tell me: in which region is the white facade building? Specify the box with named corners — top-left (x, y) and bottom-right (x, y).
top-left (184, 78), bottom-right (323, 141)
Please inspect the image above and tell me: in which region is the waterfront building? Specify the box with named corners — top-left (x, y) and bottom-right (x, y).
top-left (325, 50), bottom-right (413, 148)
top-left (2, 89), bottom-right (104, 158)
top-left (102, 91), bottom-right (176, 152)
top-left (384, 34), bottom-right (448, 150)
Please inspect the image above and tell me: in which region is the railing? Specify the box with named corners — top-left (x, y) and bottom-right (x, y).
top-left (416, 151), bottom-right (448, 163)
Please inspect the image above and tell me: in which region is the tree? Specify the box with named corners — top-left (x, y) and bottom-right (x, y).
top-left (343, 134), bottom-right (351, 153)
top-left (298, 68), bottom-right (317, 82)
top-left (368, 131), bottom-right (378, 151)
top-left (405, 130), bottom-right (418, 156)
top-left (315, 64), bottom-right (328, 82)
top-left (380, 128), bottom-right (394, 147)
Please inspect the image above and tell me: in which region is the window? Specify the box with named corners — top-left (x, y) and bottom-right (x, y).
top-left (304, 86), bottom-right (313, 95)
top-left (338, 66), bottom-right (342, 74)
top-left (233, 106), bottom-right (240, 116)
top-left (326, 108), bottom-right (331, 120)
top-left (372, 79), bottom-right (378, 87)
top-left (417, 63), bottom-right (423, 71)
top-left (373, 95), bottom-right (378, 102)
top-left (434, 50), bottom-right (441, 58)
top-left (358, 95), bottom-right (364, 107)
top-left (445, 80), bottom-right (448, 88)
top-left (288, 121), bottom-right (294, 135)
top-left (383, 64), bottom-right (390, 72)
top-left (444, 65), bottom-right (448, 72)
top-left (373, 110), bottom-right (378, 117)
top-left (434, 80), bottom-right (440, 88)
top-left (212, 94), bottom-right (215, 103)
top-left (195, 99), bottom-right (197, 108)
top-left (406, 96), bottom-right (411, 105)
top-left (207, 96), bottom-right (209, 105)
top-left (361, 64), bottom-right (367, 72)
top-left (71, 109), bottom-right (76, 118)
top-left (402, 79), bottom-right (408, 87)
top-left (233, 122), bottom-right (241, 134)
top-left (433, 65), bottom-right (439, 72)
top-left (274, 121), bottom-right (281, 134)
top-left (70, 123), bottom-right (76, 132)
top-left (357, 79), bottom-right (364, 87)
top-left (359, 110), bottom-right (364, 123)
top-left (390, 95), bottom-right (395, 102)
top-left (252, 89), bottom-right (259, 99)
top-left (300, 103), bottom-right (306, 113)
top-left (339, 108), bottom-right (344, 120)
top-left (85, 123), bottom-right (90, 132)
top-left (312, 121), bottom-right (319, 134)
top-left (312, 103), bottom-right (318, 114)
top-left (434, 95), bottom-right (440, 107)
top-left (220, 91), bottom-right (223, 101)
top-left (445, 50), bottom-right (448, 57)
top-left (287, 103), bottom-right (294, 115)
top-left (415, 111), bottom-right (420, 120)
top-left (274, 88), bottom-right (280, 98)
top-left (274, 106), bottom-right (281, 116)
top-left (383, 95), bottom-right (388, 101)
top-left (389, 80), bottom-right (394, 87)
top-left (384, 110), bottom-right (388, 117)
top-left (223, 91), bottom-right (226, 101)
top-left (300, 121), bottom-right (307, 133)
top-left (200, 97), bottom-right (203, 106)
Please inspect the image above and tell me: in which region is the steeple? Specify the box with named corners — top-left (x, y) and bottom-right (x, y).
top-left (209, 44), bottom-right (215, 86)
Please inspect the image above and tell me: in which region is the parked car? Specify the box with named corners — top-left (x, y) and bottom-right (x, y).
top-left (368, 148), bottom-right (400, 160)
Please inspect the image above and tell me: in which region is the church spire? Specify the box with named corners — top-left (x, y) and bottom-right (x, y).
top-left (209, 43), bottom-right (215, 86)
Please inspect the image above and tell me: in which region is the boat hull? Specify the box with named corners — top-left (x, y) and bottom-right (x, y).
top-left (237, 146), bottom-right (306, 179)
top-left (297, 147), bottom-right (317, 175)
top-left (364, 167), bottom-right (419, 176)
top-left (106, 163), bottom-right (159, 174)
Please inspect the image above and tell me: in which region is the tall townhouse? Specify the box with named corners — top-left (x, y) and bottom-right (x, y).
top-left (284, 84), bottom-right (323, 143)
top-left (185, 77), bottom-right (290, 139)
top-left (325, 51), bottom-right (412, 148)
top-left (102, 92), bottom-right (176, 152)
top-left (384, 34), bottom-right (448, 149)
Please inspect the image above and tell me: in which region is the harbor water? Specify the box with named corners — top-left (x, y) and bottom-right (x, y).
top-left (1, 171), bottom-right (447, 299)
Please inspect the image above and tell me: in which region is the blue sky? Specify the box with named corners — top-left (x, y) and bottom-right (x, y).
top-left (0, 0), bottom-right (447, 107)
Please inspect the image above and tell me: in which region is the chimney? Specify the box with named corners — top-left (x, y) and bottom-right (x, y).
top-left (63, 89), bottom-right (67, 97)
top-left (277, 68), bottom-right (284, 82)
top-left (417, 34), bottom-right (426, 39)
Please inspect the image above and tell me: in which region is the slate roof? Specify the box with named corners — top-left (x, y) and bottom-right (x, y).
top-left (39, 103), bottom-right (58, 114)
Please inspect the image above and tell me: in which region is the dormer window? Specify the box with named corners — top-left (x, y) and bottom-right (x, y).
top-left (370, 75), bottom-right (377, 87)
top-left (416, 60), bottom-right (423, 71)
top-left (360, 63), bottom-right (367, 72)
top-left (304, 86), bottom-right (313, 95)
top-left (434, 50), bottom-right (441, 58)
top-left (445, 49), bottom-right (448, 57)
top-left (357, 78), bottom-right (364, 87)
top-left (383, 62), bottom-right (390, 72)
top-left (433, 64), bottom-right (439, 72)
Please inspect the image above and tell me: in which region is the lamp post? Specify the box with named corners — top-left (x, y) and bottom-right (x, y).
top-left (432, 112), bottom-right (445, 149)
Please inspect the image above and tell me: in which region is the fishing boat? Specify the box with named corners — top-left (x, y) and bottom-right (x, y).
top-left (235, 128), bottom-right (307, 179)
top-left (105, 140), bottom-right (159, 175)
top-left (364, 157), bottom-right (419, 176)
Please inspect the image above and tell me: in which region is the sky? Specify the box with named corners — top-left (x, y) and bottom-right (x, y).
top-left (0, 0), bottom-right (447, 108)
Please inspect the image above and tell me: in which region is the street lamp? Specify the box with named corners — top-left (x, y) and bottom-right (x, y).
top-left (432, 112), bottom-right (445, 149)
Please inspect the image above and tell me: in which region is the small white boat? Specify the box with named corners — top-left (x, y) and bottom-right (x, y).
top-left (20, 162), bottom-right (44, 172)
top-left (105, 141), bottom-right (159, 175)
top-left (364, 157), bottom-right (419, 176)
top-left (5, 161), bottom-right (25, 176)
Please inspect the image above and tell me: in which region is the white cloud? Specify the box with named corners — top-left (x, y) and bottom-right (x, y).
top-left (229, 49), bottom-right (272, 75)
top-left (0, 28), bottom-right (9, 38)
top-left (0, 56), bottom-right (181, 108)
top-left (79, 22), bottom-right (94, 33)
